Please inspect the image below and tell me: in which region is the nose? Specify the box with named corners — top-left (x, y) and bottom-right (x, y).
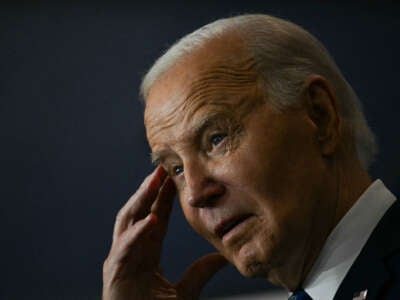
top-left (183, 159), bottom-right (225, 208)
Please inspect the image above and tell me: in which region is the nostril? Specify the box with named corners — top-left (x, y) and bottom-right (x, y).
top-left (187, 183), bottom-right (225, 208)
top-left (203, 193), bottom-right (222, 207)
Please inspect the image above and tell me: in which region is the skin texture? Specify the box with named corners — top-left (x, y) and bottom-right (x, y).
top-left (144, 34), bottom-right (371, 290)
top-left (102, 166), bottom-right (228, 300)
top-left (102, 32), bottom-right (372, 299)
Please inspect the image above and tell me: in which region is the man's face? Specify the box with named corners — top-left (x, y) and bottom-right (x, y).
top-left (144, 41), bottom-right (334, 286)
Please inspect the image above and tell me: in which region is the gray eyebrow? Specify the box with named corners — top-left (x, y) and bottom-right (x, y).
top-left (150, 153), bottom-right (159, 166)
top-left (192, 109), bottom-right (235, 132)
top-left (150, 150), bottom-right (167, 166)
top-left (149, 112), bottom-right (232, 165)
top-left (191, 114), bottom-right (218, 135)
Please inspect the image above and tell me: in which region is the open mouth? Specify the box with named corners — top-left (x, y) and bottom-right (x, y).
top-left (215, 214), bottom-right (253, 239)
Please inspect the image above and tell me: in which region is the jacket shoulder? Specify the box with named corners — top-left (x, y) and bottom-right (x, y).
top-left (334, 201), bottom-right (400, 300)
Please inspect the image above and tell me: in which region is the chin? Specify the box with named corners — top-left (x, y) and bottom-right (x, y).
top-left (232, 244), bottom-right (272, 278)
top-left (238, 260), bottom-right (271, 278)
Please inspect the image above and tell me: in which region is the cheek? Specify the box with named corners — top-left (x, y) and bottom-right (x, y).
top-left (181, 207), bottom-right (218, 248)
top-left (177, 190), bottom-right (191, 223)
top-left (177, 192), bottom-right (205, 235)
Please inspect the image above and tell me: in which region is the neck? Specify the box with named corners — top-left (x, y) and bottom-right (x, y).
top-left (278, 153), bottom-right (372, 291)
top-left (296, 154), bottom-right (372, 290)
top-left (332, 155), bottom-right (372, 227)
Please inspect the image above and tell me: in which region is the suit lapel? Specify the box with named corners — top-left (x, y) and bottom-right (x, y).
top-left (334, 201), bottom-right (400, 299)
top-left (333, 242), bottom-right (389, 299)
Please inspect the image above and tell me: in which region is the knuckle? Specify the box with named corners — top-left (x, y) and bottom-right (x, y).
top-left (115, 208), bottom-right (125, 223)
top-left (103, 257), bottom-right (109, 269)
top-left (103, 256), bottom-right (112, 273)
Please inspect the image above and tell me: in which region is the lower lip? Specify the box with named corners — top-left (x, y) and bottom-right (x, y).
top-left (221, 215), bottom-right (254, 244)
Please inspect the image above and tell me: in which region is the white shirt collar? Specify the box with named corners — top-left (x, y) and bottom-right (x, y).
top-left (302, 179), bottom-right (396, 300)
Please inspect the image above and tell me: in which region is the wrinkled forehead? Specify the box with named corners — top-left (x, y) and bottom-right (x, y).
top-left (144, 36), bottom-right (265, 147)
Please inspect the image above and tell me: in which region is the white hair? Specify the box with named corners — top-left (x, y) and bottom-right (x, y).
top-left (140, 14), bottom-right (377, 168)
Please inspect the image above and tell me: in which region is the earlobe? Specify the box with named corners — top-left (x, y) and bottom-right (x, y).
top-left (303, 75), bottom-right (341, 156)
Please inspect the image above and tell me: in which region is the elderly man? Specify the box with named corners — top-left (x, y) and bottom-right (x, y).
top-left (102, 14), bottom-right (399, 300)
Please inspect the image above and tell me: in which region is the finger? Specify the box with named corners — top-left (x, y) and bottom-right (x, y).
top-left (143, 178), bottom-right (176, 260)
top-left (104, 213), bottom-right (160, 285)
top-left (176, 253), bottom-right (228, 299)
top-left (113, 166), bottom-right (167, 240)
top-left (109, 177), bottom-right (176, 275)
top-left (109, 213), bottom-right (158, 265)
top-left (151, 176), bottom-right (176, 231)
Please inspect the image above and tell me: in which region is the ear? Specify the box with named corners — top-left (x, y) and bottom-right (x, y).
top-left (302, 75), bottom-right (341, 156)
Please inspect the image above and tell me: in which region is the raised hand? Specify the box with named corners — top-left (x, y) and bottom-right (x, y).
top-left (102, 166), bottom-right (227, 300)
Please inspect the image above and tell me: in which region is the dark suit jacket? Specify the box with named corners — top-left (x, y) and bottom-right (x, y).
top-left (334, 200), bottom-right (400, 299)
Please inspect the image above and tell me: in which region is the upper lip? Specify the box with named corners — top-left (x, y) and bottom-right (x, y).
top-left (214, 214), bottom-right (253, 239)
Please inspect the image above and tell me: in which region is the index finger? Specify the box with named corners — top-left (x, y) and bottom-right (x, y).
top-left (112, 166), bottom-right (167, 241)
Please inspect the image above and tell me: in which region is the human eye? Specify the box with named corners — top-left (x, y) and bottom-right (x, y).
top-left (199, 114), bottom-right (241, 155)
top-left (172, 165), bottom-right (184, 176)
top-left (210, 133), bottom-right (227, 147)
top-left (206, 132), bottom-right (229, 155)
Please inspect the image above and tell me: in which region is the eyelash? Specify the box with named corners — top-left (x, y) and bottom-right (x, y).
top-left (172, 165), bottom-right (184, 176)
top-left (210, 133), bottom-right (227, 147)
top-left (167, 134), bottom-right (227, 177)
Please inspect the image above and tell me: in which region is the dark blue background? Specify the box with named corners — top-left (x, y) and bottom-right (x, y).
top-left (1, 1), bottom-right (399, 299)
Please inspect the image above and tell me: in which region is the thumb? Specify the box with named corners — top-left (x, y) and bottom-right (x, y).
top-left (176, 253), bottom-right (228, 299)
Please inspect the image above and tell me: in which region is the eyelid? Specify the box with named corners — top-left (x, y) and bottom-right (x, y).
top-left (161, 161), bottom-right (183, 177)
top-left (205, 131), bottom-right (228, 154)
top-left (210, 132), bottom-right (227, 145)
top-left (172, 165), bottom-right (184, 176)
